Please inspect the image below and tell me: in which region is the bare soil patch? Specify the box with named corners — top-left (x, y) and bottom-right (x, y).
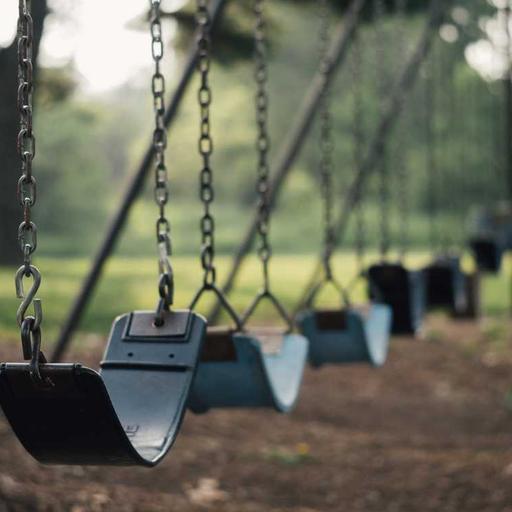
top-left (0, 315), bottom-right (511, 511)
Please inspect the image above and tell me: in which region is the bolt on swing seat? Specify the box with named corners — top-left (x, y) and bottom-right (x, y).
top-left (187, 287), bottom-right (308, 414)
top-left (367, 262), bottom-right (426, 335)
top-left (0, 310), bottom-right (206, 466)
top-left (424, 256), bottom-right (467, 314)
top-left (297, 277), bottom-right (392, 368)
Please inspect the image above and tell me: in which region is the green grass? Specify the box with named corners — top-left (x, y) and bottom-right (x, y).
top-left (1, 252), bottom-right (510, 344)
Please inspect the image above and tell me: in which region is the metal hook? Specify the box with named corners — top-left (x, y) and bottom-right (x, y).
top-left (15, 264), bottom-right (42, 330)
top-left (20, 318), bottom-right (52, 388)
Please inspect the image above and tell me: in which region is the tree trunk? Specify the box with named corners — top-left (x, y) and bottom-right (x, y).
top-left (0, 0), bottom-right (47, 266)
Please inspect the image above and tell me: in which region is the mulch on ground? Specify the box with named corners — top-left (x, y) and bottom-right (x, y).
top-left (0, 314), bottom-right (511, 511)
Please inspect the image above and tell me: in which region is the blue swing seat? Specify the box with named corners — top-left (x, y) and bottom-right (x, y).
top-left (470, 237), bottom-right (503, 273)
top-left (424, 256), bottom-right (467, 314)
top-left (368, 263), bottom-right (425, 335)
top-left (297, 303), bottom-right (392, 367)
top-left (188, 327), bottom-right (308, 413)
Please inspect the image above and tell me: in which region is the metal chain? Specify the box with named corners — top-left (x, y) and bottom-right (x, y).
top-left (189, 0), bottom-right (243, 330)
top-left (237, 0), bottom-right (295, 331)
top-left (351, 33), bottom-right (365, 269)
top-left (317, 0), bottom-right (335, 279)
top-left (441, 40), bottom-right (455, 253)
top-left (253, 0), bottom-right (272, 290)
top-left (16, 0), bottom-right (43, 342)
top-left (17, 0), bottom-right (37, 273)
top-left (373, 0), bottom-right (390, 259)
top-left (394, 0), bottom-right (409, 259)
top-left (14, 0), bottom-right (49, 384)
top-left (196, 0), bottom-right (216, 288)
top-left (424, 48), bottom-right (438, 252)
top-left (149, 0), bottom-right (174, 324)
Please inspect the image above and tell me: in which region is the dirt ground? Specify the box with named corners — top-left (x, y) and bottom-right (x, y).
top-left (0, 315), bottom-right (511, 512)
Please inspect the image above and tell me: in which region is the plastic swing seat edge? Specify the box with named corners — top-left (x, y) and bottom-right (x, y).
top-left (188, 329), bottom-right (308, 414)
top-left (297, 304), bottom-right (392, 367)
top-left (0, 310), bottom-right (207, 466)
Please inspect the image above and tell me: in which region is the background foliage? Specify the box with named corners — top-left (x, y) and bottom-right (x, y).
top-left (0, 0), bottom-right (508, 337)
top-left (25, 1), bottom-right (505, 260)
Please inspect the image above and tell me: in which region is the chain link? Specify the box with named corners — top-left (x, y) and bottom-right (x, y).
top-left (373, 0), bottom-right (390, 259)
top-left (196, 0), bottom-right (216, 288)
top-left (254, 0), bottom-right (273, 290)
top-left (424, 47), bottom-right (438, 252)
top-left (317, 0), bottom-right (335, 278)
top-left (236, 0), bottom-right (294, 332)
top-left (149, 0), bottom-right (174, 322)
top-left (15, 0), bottom-right (45, 370)
top-left (17, 0), bottom-right (37, 269)
top-left (441, 39), bottom-right (455, 253)
top-left (394, 0), bottom-right (409, 258)
top-left (188, 0), bottom-right (243, 329)
top-left (351, 33), bottom-right (366, 269)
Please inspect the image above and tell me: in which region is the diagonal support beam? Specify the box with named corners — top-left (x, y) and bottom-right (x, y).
top-left (51, 0), bottom-right (228, 362)
top-left (295, 0), bottom-right (448, 309)
top-left (208, 0), bottom-right (366, 323)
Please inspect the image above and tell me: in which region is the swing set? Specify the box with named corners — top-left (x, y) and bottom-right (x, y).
top-left (0, 0), bottom-right (499, 468)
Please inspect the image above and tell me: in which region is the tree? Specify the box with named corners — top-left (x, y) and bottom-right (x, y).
top-left (0, 0), bottom-right (48, 265)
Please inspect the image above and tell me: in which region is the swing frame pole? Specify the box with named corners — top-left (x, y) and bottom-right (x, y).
top-left (504, 2), bottom-right (512, 201)
top-left (207, 0), bottom-right (366, 323)
top-left (51, 0), bottom-right (228, 362)
top-left (296, 0), bottom-right (448, 310)
top-left (501, 1), bottom-right (512, 317)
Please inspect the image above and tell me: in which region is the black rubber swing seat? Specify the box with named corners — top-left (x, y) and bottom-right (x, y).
top-left (424, 256), bottom-right (467, 314)
top-left (367, 263), bottom-right (426, 335)
top-left (188, 326), bottom-right (308, 413)
top-left (469, 203), bottom-right (512, 272)
top-left (0, 310), bottom-right (206, 466)
top-left (470, 236), bottom-right (503, 273)
top-left (297, 304), bottom-right (392, 367)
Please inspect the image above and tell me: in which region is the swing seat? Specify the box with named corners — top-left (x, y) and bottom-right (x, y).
top-left (368, 263), bottom-right (425, 335)
top-left (0, 310), bottom-right (206, 466)
top-left (424, 257), bottom-right (467, 314)
top-left (470, 237), bottom-right (503, 273)
top-left (296, 303), bottom-right (392, 367)
top-left (188, 327), bottom-right (308, 413)
top-left (452, 272), bottom-right (481, 319)
top-left (471, 203), bottom-right (512, 249)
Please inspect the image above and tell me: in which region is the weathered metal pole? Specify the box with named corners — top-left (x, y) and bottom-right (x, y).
top-left (295, 0), bottom-right (447, 309)
top-left (51, 0), bottom-right (228, 362)
top-left (208, 0), bottom-right (366, 323)
top-left (505, 2), bottom-right (512, 200)
top-left (504, 2), bottom-right (512, 318)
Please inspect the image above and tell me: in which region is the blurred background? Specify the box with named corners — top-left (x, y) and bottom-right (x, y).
top-left (0, 0), bottom-right (509, 339)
